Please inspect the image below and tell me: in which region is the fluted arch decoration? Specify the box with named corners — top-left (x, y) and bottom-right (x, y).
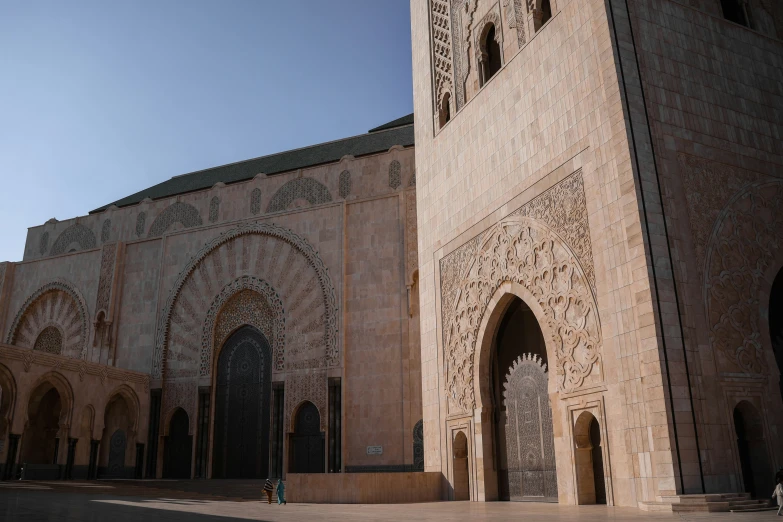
top-left (6, 280), bottom-right (90, 360)
top-left (704, 179), bottom-right (783, 374)
top-left (443, 216), bottom-right (602, 413)
top-left (153, 222), bottom-right (338, 379)
top-left (203, 276), bottom-right (285, 375)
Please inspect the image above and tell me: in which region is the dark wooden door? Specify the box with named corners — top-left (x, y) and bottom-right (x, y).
top-left (212, 326), bottom-right (271, 479)
top-left (290, 402), bottom-right (324, 474)
top-left (164, 409), bottom-right (192, 479)
top-left (107, 429), bottom-right (126, 476)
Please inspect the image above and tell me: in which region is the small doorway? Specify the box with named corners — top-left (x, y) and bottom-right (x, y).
top-left (21, 386), bottom-right (62, 465)
top-left (574, 411), bottom-right (606, 504)
top-left (163, 408), bottom-right (192, 479)
top-left (453, 431), bottom-right (470, 500)
top-left (289, 401), bottom-right (324, 473)
top-left (733, 401), bottom-right (773, 498)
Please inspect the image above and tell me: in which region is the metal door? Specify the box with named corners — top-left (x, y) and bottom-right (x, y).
top-left (107, 429), bottom-right (126, 476)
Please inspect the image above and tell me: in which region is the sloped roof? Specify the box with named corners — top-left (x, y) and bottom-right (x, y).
top-left (90, 114), bottom-right (415, 213)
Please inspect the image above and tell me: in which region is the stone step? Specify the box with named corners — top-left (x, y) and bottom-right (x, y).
top-left (730, 505), bottom-right (777, 513)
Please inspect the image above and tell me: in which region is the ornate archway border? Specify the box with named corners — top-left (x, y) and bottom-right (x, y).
top-left (703, 179), bottom-right (783, 374)
top-left (6, 279), bottom-right (90, 360)
top-left (445, 216), bottom-right (602, 413)
top-left (153, 222), bottom-right (338, 378)
top-left (202, 275), bottom-right (285, 375)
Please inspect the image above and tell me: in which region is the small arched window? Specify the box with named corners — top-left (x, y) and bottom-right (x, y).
top-left (439, 93), bottom-right (451, 128)
top-left (721, 0), bottom-right (750, 27)
top-left (482, 24), bottom-right (502, 86)
top-left (541, 0), bottom-right (552, 26)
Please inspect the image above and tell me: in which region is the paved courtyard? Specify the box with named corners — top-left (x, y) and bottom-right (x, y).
top-left (0, 481), bottom-right (780, 521)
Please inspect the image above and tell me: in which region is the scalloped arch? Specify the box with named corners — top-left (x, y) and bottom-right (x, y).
top-left (6, 280), bottom-right (90, 360)
top-left (153, 222), bottom-right (338, 379)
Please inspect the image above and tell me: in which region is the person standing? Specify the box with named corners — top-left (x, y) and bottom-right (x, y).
top-left (772, 478), bottom-right (783, 516)
top-left (263, 478), bottom-right (274, 504)
top-left (277, 479), bottom-right (287, 505)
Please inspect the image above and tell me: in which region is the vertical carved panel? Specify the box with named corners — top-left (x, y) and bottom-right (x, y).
top-left (405, 190), bottom-right (418, 279)
top-left (450, 0), bottom-right (479, 109)
top-left (135, 213), bottom-right (146, 237)
top-left (430, 0), bottom-right (454, 112)
top-left (250, 189), bottom-right (262, 215)
top-left (413, 419), bottom-right (424, 471)
top-left (389, 161), bottom-right (402, 190)
top-left (284, 371), bottom-right (327, 433)
top-left (209, 197), bottom-right (220, 223)
top-left (96, 244), bottom-right (117, 314)
top-left (339, 171), bottom-right (351, 198)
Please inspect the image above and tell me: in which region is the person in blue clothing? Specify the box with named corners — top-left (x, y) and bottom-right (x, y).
top-left (277, 478), bottom-right (286, 505)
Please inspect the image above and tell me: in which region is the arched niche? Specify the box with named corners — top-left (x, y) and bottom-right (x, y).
top-left (732, 400), bottom-right (773, 498)
top-left (452, 430), bottom-right (470, 501)
top-left (288, 400), bottom-right (324, 474)
top-left (20, 373), bottom-right (74, 466)
top-left (163, 408), bottom-right (192, 479)
top-left (573, 411), bottom-right (607, 505)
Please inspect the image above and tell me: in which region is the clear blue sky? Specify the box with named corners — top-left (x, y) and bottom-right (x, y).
top-left (0, 1), bottom-right (413, 262)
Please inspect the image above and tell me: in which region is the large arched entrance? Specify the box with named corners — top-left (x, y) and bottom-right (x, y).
top-left (21, 386), bottom-right (62, 466)
top-left (491, 297), bottom-right (557, 502)
top-left (733, 401), bottom-right (772, 498)
top-left (769, 267), bottom-right (783, 404)
top-left (212, 326), bottom-right (272, 478)
top-left (289, 401), bottom-right (324, 474)
top-left (163, 408), bottom-right (192, 479)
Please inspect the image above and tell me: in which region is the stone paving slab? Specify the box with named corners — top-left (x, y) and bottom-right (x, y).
top-left (0, 484), bottom-right (781, 522)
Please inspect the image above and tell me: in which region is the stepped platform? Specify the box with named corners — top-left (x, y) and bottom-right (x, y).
top-left (639, 493), bottom-right (776, 513)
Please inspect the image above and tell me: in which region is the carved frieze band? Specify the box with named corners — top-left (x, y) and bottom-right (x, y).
top-left (0, 343), bottom-right (150, 387)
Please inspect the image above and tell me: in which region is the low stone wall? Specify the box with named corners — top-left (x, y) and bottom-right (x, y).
top-left (286, 472), bottom-right (443, 504)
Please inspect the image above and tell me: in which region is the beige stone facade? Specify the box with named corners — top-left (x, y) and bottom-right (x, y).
top-left (0, 127), bottom-right (422, 480)
top-left (413, 0), bottom-right (782, 509)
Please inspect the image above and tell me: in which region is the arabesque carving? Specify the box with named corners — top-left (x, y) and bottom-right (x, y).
top-left (444, 216), bottom-right (602, 413)
top-left (96, 244), bottom-right (117, 315)
top-left (705, 180), bottom-right (783, 374)
top-left (50, 223), bottom-right (97, 256)
top-left (148, 201), bottom-right (203, 238)
top-left (429, 0), bottom-right (454, 112)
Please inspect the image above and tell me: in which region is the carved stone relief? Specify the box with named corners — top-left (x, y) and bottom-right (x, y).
top-left (339, 170), bottom-right (351, 199)
top-left (7, 280), bottom-right (89, 360)
top-left (209, 197), bottom-right (220, 223)
top-left (284, 371), bottom-right (327, 432)
top-left (50, 224), bottom-right (97, 256)
top-left (101, 219), bottom-right (111, 243)
top-left (96, 244), bottom-right (117, 315)
top-left (503, 0), bottom-right (527, 47)
top-left (450, 0), bottom-right (479, 110)
top-left (442, 216), bottom-right (602, 413)
top-left (161, 380), bottom-right (197, 435)
top-left (705, 180), bottom-right (783, 374)
top-left (39, 232), bottom-right (49, 255)
top-left (430, 0), bottom-right (455, 112)
top-left (512, 171), bottom-right (595, 293)
top-left (154, 222), bottom-right (338, 379)
top-left (389, 161), bottom-right (402, 190)
top-left (678, 153), bottom-right (762, 280)
top-left (203, 276), bottom-right (285, 376)
top-left (266, 178), bottom-right (333, 213)
top-left (135, 212), bottom-right (146, 237)
top-left (33, 326), bottom-right (63, 355)
top-left (250, 188), bottom-right (262, 215)
top-left (148, 201), bottom-right (203, 238)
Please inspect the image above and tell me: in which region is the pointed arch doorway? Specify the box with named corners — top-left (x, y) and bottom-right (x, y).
top-left (212, 325), bottom-right (272, 479)
top-left (491, 297), bottom-right (558, 502)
